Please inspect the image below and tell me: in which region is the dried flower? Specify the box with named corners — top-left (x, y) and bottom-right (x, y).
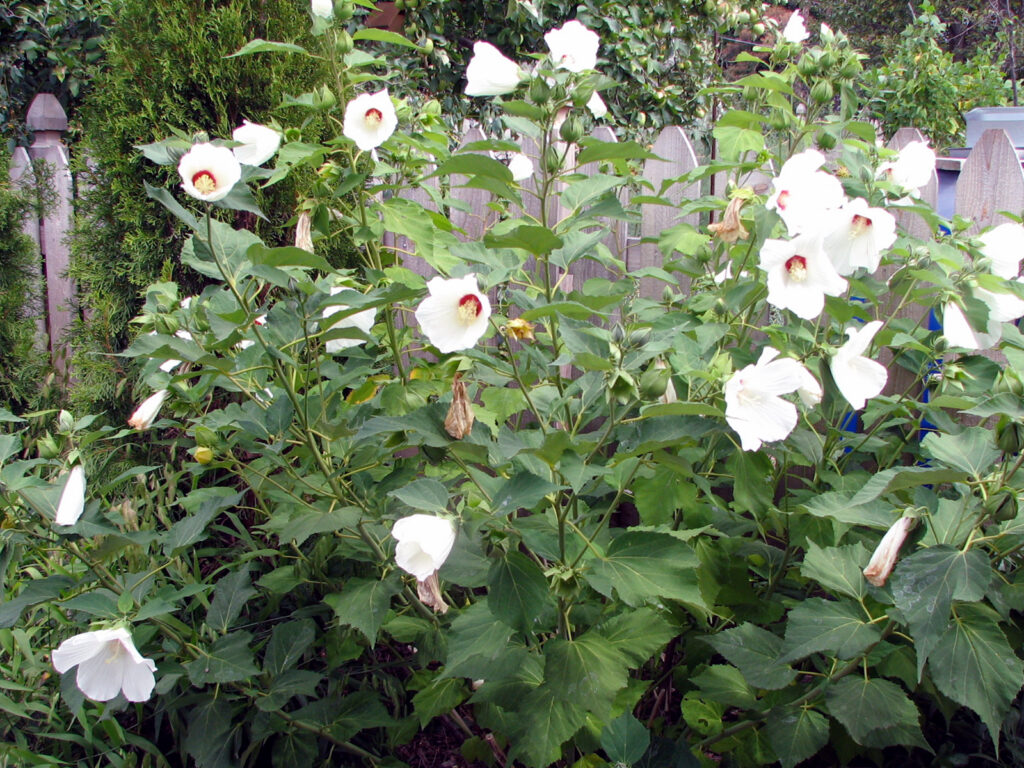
top-left (503, 318), bottom-right (535, 342)
top-left (708, 195), bottom-right (750, 243)
top-left (444, 375), bottom-right (475, 439)
top-left (863, 517), bottom-right (914, 586)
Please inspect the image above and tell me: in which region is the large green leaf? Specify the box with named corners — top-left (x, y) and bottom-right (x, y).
top-left (922, 428), bottom-right (1001, 479)
top-left (584, 531), bottom-right (704, 609)
top-left (0, 575), bottom-right (74, 628)
top-left (692, 665), bottom-right (757, 709)
top-left (184, 698), bottom-right (235, 768)
top-left (764, 707), bottom-right (829, 768)
top-left (889, 545), bottom-right (990, 678)
top-left (928, 603), bottom-right (1024, 742)
top-left (264, 619), bottom-right (315, 677)
top-left (508, 685), bottom-right (588, 768)
top-left (596, 608), bottom-right (677, 666)
top-left (800, 541), bottom-right (870, 600)
top-left (825, 677), bottom-right (926, 749)
top-left (207, 566), bottom-right (256, 633)
top-left (488, 551), bottom-right (552, 633)
top-left (412, 676), bottom-right (469, 727)
top-left (387, 478), bottom-right (449, 513)
top-left (186, 632), bottom-right (260, 685)
top-left (490, 472), bottom-right (562, 516)
top-left (324, 575), bottom-right (401, 646)
top-left (443, 601), bottom-right (521, 680)
top-left (779, 599), bottom-right (882, 662)
top-left (849, 466), bottom-right (969, 505)
top-left (544, 633), bottom-right (629, 718)
top-left (705, 624), bottom-right (796, 690)
top-left (601, 713), bottom-right (651, 765)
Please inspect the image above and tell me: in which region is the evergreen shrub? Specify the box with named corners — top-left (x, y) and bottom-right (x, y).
top-left (67, 0), bottom-right (350, 416)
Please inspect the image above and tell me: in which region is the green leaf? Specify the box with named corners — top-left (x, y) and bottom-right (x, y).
top-left (186, 632), bottom-right (260, 685)
top-left (434, 153), bottom-right (512, 181)
top-left (634, 465), bottom-right (694, 526)
top-left (490, 472), bottom-right (561, 516)
top-left (207, 565), bottom-right (256, 633)
top-left (849, 466), bottom-right (969, 505)
top-left (561, 173), bottom-right (625, 213)
top-left (705, 624), bottom-right (796, 690)
top-left (264, 619), bottom-right (315, 676)
top-left (388, 478), bottom-right (450, 513)
top-left (929, 603), bottom-right (1024, 742)
top-left (442, 600), bottom-right (520, 680)
top-left (324, 575), bottom-right (401, 645)
top-left (484, 225), bottom-right (563, 256)
top-left (259, 505), bottom-right (361, 547)
top-left (889, 545), bottom-right (990, 677)
top-left (228, 38), bottom-right (310, 57)
top-left (257, 669), bottom-right (323, 712)
top-left (544, 633), bottom-right (629, 718)
top-left (247, 243), bottom-right (333, 272)
top-left (596, 608), bottom-right (677, 666)
top-left (712, 125), bottom-right (764, 161)
top-left (922, 428), bottom-right (1001, 478)
top-left (825, 677), bottom-right (926, 749)
top-left (575, 139), bottom-right (659, 166)
top-left (184, 698), bottom-right (235, 768)
top-left (163, 490), bottom-right (240, 555)
top-left (180, 219), bottom-right (262, 281)
top-left (800, 541), bottom-right (870, 600)
top-left (0, 575), bottom-right (75, 628)
top-left (508, 686), bottom-right (587, 768)
top-left (801, 491), bottom-right (896, 527)
top-left (412, 676), bottom-right (469, 727)
top-left (691, 665), bottom-right (757, 709)
top-left (488, 551), bottom-right (552, 633)
top-left (765, 707), bottom-right (829, 768)
top-left (271, 732), bottom-right (318, 768)
top-left (658, 222), bottom-right (710, 257)
top-left (584, 531), bottom-right (704, 609)
top-left (144, 181), bottom-right (200, 230)
top-left (352, 28), bottom-right (420, 48)
top-left (779, 599), bottom-right (882, 662)
top-left (602, 713), bottom-right (651, 765)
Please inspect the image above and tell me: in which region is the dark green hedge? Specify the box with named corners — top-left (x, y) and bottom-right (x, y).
top-left (0, 148), bottom-right (47, 410)
top-left (67, 0), bottom-right (347, 416)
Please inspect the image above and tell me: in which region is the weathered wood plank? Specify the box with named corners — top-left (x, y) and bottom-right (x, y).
top-left (635, 126), bottom-right (700, 297)
top-left (955, 128), bottom-right (1024, 235)
top-left (9, 147), bottom-right (47, 348)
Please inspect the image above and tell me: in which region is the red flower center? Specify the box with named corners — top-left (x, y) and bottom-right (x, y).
top-left (785, 255), bottom-right (808, 281)
top-left (457, 293), bottom-right (482, 324)
top-left (850, 213), bottom-right (873, 236)
top-left (365, 108), bottom-right (383, 126)
top-left (776, 190), bottom-right (791, 210)
top-left (192, 170), bottom-right (217, 194)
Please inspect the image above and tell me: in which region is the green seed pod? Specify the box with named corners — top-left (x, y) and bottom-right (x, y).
top-left (335, 0), bottom-right (354, 20)
top-left (543, 146), bottom-right (563, 174)
top-left (639, 364), bottom-right (670, 400)
top-left (797, 54), bottom-right (817, 78)
top-left (996, 417), bottom-right (1024, 454)
top-left (37, 434), bottom-right (59, 460)
top-left (985, 489), bottom-right (1018, 522)
top-left (336, 30), bottom-right (354, 54)
top-left (810, 80), bottom-right (834, 104)
top-left (815, 129), bottom-right (837, 150)
top-left (559, 116), bottom-right (585, 144)
top-left (529, 78), bottom-right (551, 105)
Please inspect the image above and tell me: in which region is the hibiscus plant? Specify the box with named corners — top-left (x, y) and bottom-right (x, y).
top-left (4, 7), bottom-right (1024, 768)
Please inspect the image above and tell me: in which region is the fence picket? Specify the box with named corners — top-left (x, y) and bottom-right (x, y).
top-left (955, 128), bottom-right (1024, 235)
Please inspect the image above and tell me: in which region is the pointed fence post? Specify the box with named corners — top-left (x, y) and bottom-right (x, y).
top-left (26, 93), bottom-right (75, 380)
top-left (954, 128), bottom-right (1024, 235)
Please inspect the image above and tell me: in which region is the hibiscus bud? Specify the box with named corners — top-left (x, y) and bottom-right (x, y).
top-left (559, 116), bottom-right (585, 144)
top-left (810, 80), bottom-right (834, 104)
top-left (336, 0), bottom-right (354, 20)
top-left (639, 362), bottom-right (671, 400)
top-left (37, 434), bottom-right (59, 460)
top-left (606, 369), bottom-right (638, 406)
top-left (996, 418), bottom-right (1024, 454)
top-left (815, 129), bottom-right (837, 150)
top-left (336, 30), bottom-right (354, 54)
top-left (155, 314), bottom-right (179, 336)
top-left (839, 56), bottom-right (862, 79)
top-left (58, 410), bottom-right (75, 434)
top-left (863, 516), bottom-right (914, 587)
top-left (444, 375), bottom-right (475, 439)
top-left (194, 446), bottom-right (214, 464)
top-left (543, 146), bottom-right (563, 175)
top-left (529, 78), bottom-right (551, 105)
top-left (984, 490), bottom-right (1018, 523)
top-left (422, 99), bottom-right (442, 117)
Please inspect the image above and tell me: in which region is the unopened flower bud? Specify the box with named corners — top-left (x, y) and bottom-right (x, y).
top-left (815, 129), bottom-right (837, 150)
top-left (559, 116), bottom-right (585, 144)
top-left (444, 375), bottom-right (475, 439)
top-left (863, 516), bottom-right (914, 587)
top-left (37, 434), bottom-right (59, 459)
top-left (194, 446), bottom-right (214, 464)
top-left (839, 56), bottom-right (862, 79)
top-left (336, 30), bottom-right (354, 54)
top-left (997, 418), bottom-right (1024, 454)
top-left (985, 490), bottom-right (1018, 523)
top-left (797, 54), bottom-right (817, 78)
top-left (336, 0), bottom-right (354, 20)
top-left (155, 314), bottom-right (180, 336)
top-left (58, 410), bottom-right (75, 434)
top-left (810, 80), bottom-right (834, 105)
top-left (639, 362), bottom-right (671, 400)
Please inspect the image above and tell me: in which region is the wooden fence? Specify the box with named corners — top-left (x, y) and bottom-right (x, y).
top-left (10, 92), bottom-right (1024, 380)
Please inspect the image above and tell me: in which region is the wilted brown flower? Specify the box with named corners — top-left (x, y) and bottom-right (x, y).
top-left (295, 210), bottom-right (314, 253)
top-left (503, 318), bottom-right (535, 342)
top-left (444, 375), bottom-right (475, 439)
top-left (417, 571), bottom-right (449, 614)
top-left (708, 195), bottom-right (750, 243)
